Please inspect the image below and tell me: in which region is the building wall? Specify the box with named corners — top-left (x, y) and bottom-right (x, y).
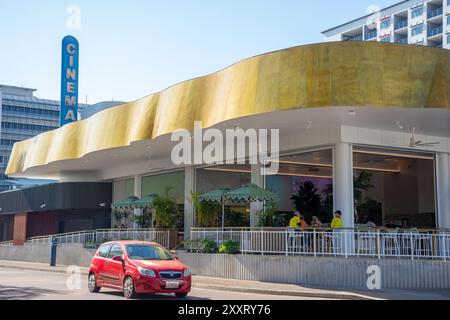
top-left (323, 0), bottom-right (449, 49)
top-left (177, 252), bottom-right (450, 290)
top-left (0, 86), bottom-right (60, 192)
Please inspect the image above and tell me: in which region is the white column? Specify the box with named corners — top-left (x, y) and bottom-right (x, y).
top-left (334, 142), bottom-right (354, 228)
top-left (250, 164), bottom-right (264, 227)
top-left (184, 166), bottom-right (195, 240)
top-left (437, 153), bottom-right (450, 229)
top-left (133, 175), bottom-right (142, 229)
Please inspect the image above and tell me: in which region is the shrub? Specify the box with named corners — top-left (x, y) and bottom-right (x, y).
top-left (198, 239), bottom-right (218, 253)
top-left (218, 240), bottom-right (240, 254)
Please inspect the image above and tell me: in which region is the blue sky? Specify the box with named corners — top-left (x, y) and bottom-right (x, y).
top-left (0, 0), bottom-right (396, 103)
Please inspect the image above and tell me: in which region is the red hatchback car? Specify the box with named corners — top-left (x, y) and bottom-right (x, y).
top-left (88, 241), bottom-right (192, 299)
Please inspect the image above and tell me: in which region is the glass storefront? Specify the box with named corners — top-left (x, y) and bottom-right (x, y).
top-left (113, 178), bottom-right (134, 201)
top-left (353, 147), bottom-right (436, 228)
top-left (195, 165), bottom-right (251, 227)
top-left (142, 171), bottom-right (185, 204)
top-left (264, 149), bottom-right (334, 226)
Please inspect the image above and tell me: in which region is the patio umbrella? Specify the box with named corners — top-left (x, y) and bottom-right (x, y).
top-left (198, 187), bottom-right (232, 229)
top-left (224, 184), bottom-right (279, 203)
top-left (111, 196), bottom-right (139, 210)
top-left (224, 184), bottom-right (279, 225)
top-left (132, 194), bottom-right (158, 209)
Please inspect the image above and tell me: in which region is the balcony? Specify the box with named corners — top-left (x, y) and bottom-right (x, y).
top-left (395, 20), bottom-right (408, 30)
top-left (428, 7), bottom-right (443, 19)
top-left (396, 37), bottom-right (408, 44)
top-left (345, 34), bottom-right (363, 42)
top-left (365, 30), bottom-right (378, 40)
top-left (428, 25), bottom-right (443, 37)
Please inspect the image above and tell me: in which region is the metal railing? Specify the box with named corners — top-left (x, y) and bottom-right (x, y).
top-left (191, 228), bottom-right (450, 261)
top-left (365, 30), bottom-right (378, 39)
top-left (26, 229), bottom-right (171, 249)
top-left (0, 241), bottom-right (13, 247)
top-left (395, 20), bottom-right (408, 30)
top-left (428, 25), bottom-right (443, 37)
top-left (428, 7), bottom-right (443, 19)
top-left (397, 37), bottom-right (408, 44)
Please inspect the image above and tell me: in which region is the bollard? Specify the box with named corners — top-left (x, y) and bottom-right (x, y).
top-left (50, 236), bottom-right (58, 267)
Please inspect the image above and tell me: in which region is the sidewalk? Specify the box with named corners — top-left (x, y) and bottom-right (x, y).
top-left (1, 260), bottom-right (449, 300)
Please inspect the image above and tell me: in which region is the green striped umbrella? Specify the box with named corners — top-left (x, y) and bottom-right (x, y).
top-left (132, 194), bottom-right (158, 209)
top-left (111, 196), bottom-right (139, 210)
top-left (199, 187), bottom-right (231, 229)
top-left (224, 184), bottom-right (279, 203)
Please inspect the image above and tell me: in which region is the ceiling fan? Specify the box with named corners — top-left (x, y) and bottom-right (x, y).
top-left (403, 127), bottom-right (440, 148)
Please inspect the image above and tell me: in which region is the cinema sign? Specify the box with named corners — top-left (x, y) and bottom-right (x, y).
top-left (60, 35), bottom-right (79, 126)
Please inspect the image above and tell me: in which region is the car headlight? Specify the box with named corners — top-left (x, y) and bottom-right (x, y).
top-left (184, 269), bottom-right (191, 277)
top-left (138, 267), bottom-right (156, 278)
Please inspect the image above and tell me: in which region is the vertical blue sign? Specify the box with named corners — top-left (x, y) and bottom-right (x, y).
top-left (60, 35), bottom-right (79, 126)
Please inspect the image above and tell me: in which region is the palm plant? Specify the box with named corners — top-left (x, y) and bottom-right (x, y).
top-left (190, 191), bottom-right (220, 227)
top-left (153, 187), bottom-right (178, 228)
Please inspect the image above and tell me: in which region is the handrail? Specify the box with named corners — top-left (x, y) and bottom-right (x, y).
top-left (190, 229), bottom-right (450, 261)
top-left (191, 227), bottom-right (450, 233)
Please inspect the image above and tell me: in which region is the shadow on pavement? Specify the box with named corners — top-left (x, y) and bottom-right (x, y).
top-left (0, 285), bottom-right (62, 300)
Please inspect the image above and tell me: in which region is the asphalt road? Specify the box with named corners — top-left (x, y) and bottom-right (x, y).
top-left (0, 268), bottom-right (324, 300)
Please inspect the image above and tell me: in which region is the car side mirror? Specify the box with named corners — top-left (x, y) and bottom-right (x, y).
top-left (113, 255), bottom-right (124, 263)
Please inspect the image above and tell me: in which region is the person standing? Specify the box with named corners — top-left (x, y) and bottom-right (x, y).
top-left (331, 211), bottom-right (343, 229)
top-left (331, 210), bottom-right (344, 254)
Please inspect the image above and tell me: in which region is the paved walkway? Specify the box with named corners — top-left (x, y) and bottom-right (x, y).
top-left (1, 260), bottom-right (449, 300)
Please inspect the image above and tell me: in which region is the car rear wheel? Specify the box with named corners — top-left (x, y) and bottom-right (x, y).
top-left (88, 273), bottom-right (101, 293)
top-left (175, 292), bottom-right (188, 298)
top-left (123, 276), bottom-right (137, 299)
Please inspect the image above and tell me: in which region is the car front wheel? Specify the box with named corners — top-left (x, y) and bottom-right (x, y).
top-left (88, 273), bottom-right (101, 293)
top-left (123, 276), bottom-right (137, 299)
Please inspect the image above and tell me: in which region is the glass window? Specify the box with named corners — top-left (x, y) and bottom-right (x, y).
top-left (142, 171), bottom-right (185, 204)
top-left (353, 147), bottom-right (436, 228)
top-left (380, 19), bottom-right (391, 29)
top-left (380, 37), bottom-right (391, 42)
top-left (195, 164), bottom-right (251, 227)
top-left (98, 244), bottom-right (112, 258)
top-left (125, 244), bottom-right (174, 261)
top-left (107, 244), bottom-right (124, 259)
top-left (411, 24), bottom-right (423, 36)
top-left (265, 149), bottom-right (333, 227)
top-left (411, 6), bottom-right (423, 18)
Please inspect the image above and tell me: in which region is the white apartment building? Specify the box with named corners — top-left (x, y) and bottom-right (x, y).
top-left (322, 0), bottom-right (450, 49)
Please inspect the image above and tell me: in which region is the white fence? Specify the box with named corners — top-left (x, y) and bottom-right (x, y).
top-left (26, 229), bottom-right (171, 249)
top-left (0, 241), bottom-right (13, 247)
top-left (190, 228), bottom-right (450, 261)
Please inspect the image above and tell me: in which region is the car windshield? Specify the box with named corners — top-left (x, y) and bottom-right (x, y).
top-left (125, 244), bottom-right (174, 261)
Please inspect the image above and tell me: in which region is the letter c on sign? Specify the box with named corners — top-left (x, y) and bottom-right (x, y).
top-left (67, 43), bottom-right (77, 55)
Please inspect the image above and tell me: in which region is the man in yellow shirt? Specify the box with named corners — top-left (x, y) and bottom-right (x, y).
top-left (331, 211), bottom-right (343, 229)
top-left (289, 211), bottom-right (302, 229)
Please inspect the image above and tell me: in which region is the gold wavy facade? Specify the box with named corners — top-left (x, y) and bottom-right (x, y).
top-left (6, 42), bottom-right (450, 176)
